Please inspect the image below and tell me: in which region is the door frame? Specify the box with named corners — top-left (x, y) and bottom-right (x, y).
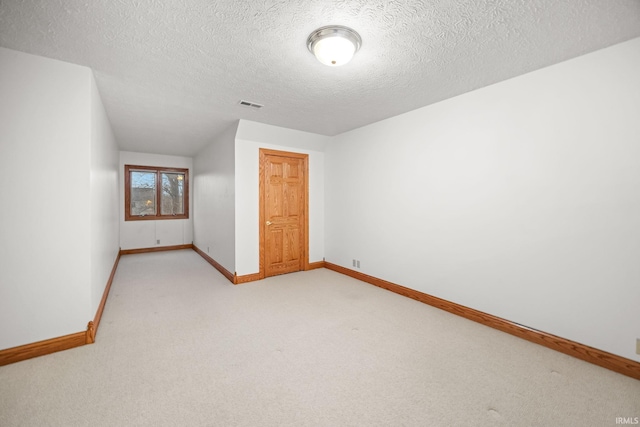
top-left (258, 148), bottom-right (310, 279)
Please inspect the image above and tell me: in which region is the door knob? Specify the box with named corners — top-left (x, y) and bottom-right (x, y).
top-left (266, 221), bottom-right (272, 225)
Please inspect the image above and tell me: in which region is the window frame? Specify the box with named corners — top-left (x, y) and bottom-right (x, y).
top-left (124, 164), bottom-right (189, 221)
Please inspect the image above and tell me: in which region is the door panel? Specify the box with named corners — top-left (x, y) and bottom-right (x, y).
top-left (261, 151), bottom-right (308, 278)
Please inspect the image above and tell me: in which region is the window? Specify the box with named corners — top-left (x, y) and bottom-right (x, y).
top-left (124, 165), bottom-right (189, 221)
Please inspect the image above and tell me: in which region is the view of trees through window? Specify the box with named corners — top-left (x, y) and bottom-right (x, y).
top-left (161, 172), bottom-right (185, 215)
top-left (131, 171), bottom-right (156, 216)
top-left (125, 165), bottom-right (188, 221)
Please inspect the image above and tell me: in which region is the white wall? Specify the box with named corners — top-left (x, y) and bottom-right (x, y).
top-left (119, 152), bottom-right (193, 250)
top-left (235, 120), bottom-right (328, 275)
top-left (0, 48), bottom-right (99, 348)
top-left (193, 122), bottom-right (237, 273)
top-left (325, 37), bottom-right (640, 361)
top-left (90, 74), bottom-right (120, 315)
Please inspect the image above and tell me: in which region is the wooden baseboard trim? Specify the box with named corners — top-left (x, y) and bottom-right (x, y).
top-left (307, 261), bottom-right (326, 270)
top-left (0, 250), bottom-right (122, 365)
top-left (234, 273), bottom-right (262, 284)
top-left (192, 245), bottom-right (235, 284)
top-left (0, 328), bottom-right (88, 366)
top-left (89, 250), bottom-right (122, 343)
top-left (324, 262), bottom-right (640, 381)
top-left (120, 244), bottom-right (193, 255)
top-left (235, 262), bottom-right (325, 284)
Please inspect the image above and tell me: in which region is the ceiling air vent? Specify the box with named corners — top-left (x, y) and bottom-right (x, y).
top-left (239, 100), bottom-right (264, 110)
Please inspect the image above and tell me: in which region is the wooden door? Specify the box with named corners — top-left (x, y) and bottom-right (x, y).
top-left (260, 149), bottom-right (308, 278)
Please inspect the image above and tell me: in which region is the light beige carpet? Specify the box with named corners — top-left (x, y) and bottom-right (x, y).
top-left (1, 249), bottom-right (638, 426)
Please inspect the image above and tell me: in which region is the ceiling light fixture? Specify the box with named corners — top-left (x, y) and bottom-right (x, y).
top-left (307, 25), bottom-right (362, 67)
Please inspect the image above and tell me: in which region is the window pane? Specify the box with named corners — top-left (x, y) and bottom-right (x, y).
top-left (161, 172), bottom-right (185, 215)
top-left (131, 171), bottom-right (156, 216)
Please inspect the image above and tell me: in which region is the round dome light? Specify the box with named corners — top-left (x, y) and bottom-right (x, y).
top-left (307, 25), bottom-right (362, 67)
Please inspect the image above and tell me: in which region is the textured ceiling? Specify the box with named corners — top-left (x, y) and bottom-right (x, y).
top-left (1, 0), bottom-right (640, 156)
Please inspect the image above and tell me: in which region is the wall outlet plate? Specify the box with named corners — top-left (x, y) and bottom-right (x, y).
top-left (636, 338), bottom-right (640, 355)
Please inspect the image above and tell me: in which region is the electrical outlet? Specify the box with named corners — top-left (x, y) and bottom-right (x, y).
top-left (207, 246), bottom-right (210, 253)
top-left (636, 338), bottom-right (640, 355)
top-left (352, 259), bottom-right (356, 267)
top-left (157, 239), bottom-right (160, 244)
top-left (357, 260), bottom-right (360, 268)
